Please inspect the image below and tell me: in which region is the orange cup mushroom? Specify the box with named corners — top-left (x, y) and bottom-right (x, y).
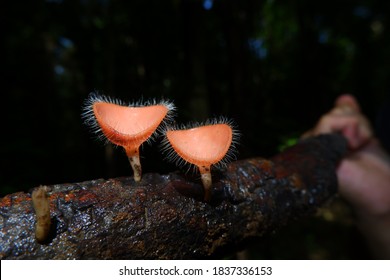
top-left (83, 93), bottom-right (175, 182)
top-left (162, 119), bottom-right (239, 201)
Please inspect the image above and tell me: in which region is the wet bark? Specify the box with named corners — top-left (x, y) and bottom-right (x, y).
top-left (0, 134), bottom-right (347, 259)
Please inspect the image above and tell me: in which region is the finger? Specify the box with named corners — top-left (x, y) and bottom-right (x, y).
top-left (342, 124), bottom-right (360, 149)
top-left (330, 106), bottom-right (357, 116)
top-left (315, 114), bottom-right (359, 134)
top-left (335, 94), bottom-right (361, 112)
top-left (313, 114), bottom-right (372, 149)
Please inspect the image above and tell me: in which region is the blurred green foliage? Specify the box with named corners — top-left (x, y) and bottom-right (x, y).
top-left (1, 0), bottom-right (389, 259)
top-left (277, 135), bottom-right (299, 152)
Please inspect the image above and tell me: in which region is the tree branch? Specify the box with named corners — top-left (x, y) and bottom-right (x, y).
top-left (0, 134), bottom-right (347, 259)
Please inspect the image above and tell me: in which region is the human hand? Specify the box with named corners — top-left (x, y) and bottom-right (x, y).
top-left (303, 94), bottom-right (390, 216)
top-left (303, 94), bottom-right (390, 258)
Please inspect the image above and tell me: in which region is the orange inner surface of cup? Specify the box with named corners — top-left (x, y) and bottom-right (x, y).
top-left (93, 102), bottom-right (168, 147)
top-left (166, 123), bottom-right (233, 166)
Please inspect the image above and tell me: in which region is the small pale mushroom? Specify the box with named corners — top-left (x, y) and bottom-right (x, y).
top-left (32, 186), bottom-right (51, 243)
top-left (83, 93), bottom-right (175, 182)
top-left (162, 119), bottom-right (239, 201)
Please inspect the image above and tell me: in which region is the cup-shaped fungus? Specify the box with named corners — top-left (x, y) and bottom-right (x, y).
top-left (162, 119), bottom-right (239, 201)
top-left (83, 93), bottom-right (175, 182)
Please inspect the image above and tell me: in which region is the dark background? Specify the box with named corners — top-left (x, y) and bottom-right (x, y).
top-left (2, 0), bottom-right (389, 259)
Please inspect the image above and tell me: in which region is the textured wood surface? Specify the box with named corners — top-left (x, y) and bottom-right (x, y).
top-left (0, 134), bottom-right (347, 259)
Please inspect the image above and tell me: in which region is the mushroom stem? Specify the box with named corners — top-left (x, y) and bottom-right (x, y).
top-left (199, 165), bottom-right (212, 201)
top-left (32, 186), bottom-right (51, 243)
top-left (126, 147), bottom-right (142, 182)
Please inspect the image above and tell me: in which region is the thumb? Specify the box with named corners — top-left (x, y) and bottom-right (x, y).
top-left (335, 94), bottom-right (361, 112)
